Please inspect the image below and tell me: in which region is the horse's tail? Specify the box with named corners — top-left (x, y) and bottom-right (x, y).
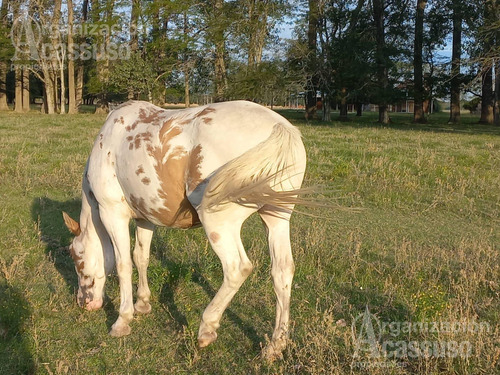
top-left (201, 122), bottom-right (313, 212)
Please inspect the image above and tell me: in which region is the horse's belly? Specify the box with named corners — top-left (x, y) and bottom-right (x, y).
top-left (127, 189), bottom-right (200, 229)
top-left (120, 165), bottom-right (201, 229)
top-left (115, 138), bottom-right (202, 229)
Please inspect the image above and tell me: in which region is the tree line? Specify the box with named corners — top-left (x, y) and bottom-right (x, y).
top-left (0, 0), bottom-right (498, 125)
top-left (300, 0), bottom-right (499, 125)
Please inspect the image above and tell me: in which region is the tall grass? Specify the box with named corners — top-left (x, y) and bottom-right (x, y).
top-left (0, 109), bottom-right (498, 374)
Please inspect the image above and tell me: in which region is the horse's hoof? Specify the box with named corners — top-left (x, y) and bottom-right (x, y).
top-left (198, 331), bottom-right (217, 348)
top-left (109, 323), bottom-right (131, 337)
top-left (261, 340), bottom-right (286, 363)
top-left (134, 301), bottom-right (152, 314)
top-left (85, 299), bottom-right (103, 311)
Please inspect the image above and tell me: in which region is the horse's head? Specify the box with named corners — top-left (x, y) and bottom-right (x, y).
top-left (62, 211), bottom-right (106, 311)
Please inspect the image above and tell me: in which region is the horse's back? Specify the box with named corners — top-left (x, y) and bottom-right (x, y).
top-left (86, 100), bottom-right (299, 228)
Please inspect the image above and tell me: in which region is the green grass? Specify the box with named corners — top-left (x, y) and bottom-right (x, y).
top-left (0, 109), bottom-right (499, 374)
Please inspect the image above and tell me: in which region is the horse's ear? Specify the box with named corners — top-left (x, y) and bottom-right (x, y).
top-left (62, 211), bottom-right (81, 236)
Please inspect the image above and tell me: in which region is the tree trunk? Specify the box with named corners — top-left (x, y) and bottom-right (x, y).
top-left (92, 0), bottom-right (112, 113)
top-left (373, 0), bottom-right (390, 124)
top-left (68, 60), bottom-right (76, 113)
top-left (43, 68), bottom-right (56, 114)
top-left (184, 68), bottom-right (190, 108)
top-left (128, 0), bottom-right (140, 100)
top-left (247, 0), bottom-right (268, 68)
top-left (130, 0), bottom-right (139, 52)
top-left (322, 94), bottom-right (331, 121)
top-left (0, 61), bottom-right (7, 110)
top-left (50, 0), bottom-right (63, 113)
top-left (0, 1), bottom-right (8, 110)
top-left (54, 70), bottom-right (60, 113)
top-left (356, 102), bottom-right (363, 116)
top-left (448, 0), bottom-right (462, 124)
top-left (339, 87), bottom-right (348, 120)
top-left (479, 1), bottom-right (494, 124)
top-left (183, 10), bottom-right (190, 108)
top-left (67, 0), bottom-right (77, 113)
top-left (214, 41), bottom-right (226, 102)
top-left (413, 0), bottom-right (427, 123)
top-left (480, 60), bottom-right (494, 124)
top-left (22, 68), bottom-right (30, 111)
top-left (15, 66), bottom-right (23, 112)
top-left (59, 57), bottom-right (66, 114)
top-left (75, 67), bottom-right (84, 110)
top-left (213, 0), bottom-right (227, 102)
top-left (495, 58), bottom-right (500, 126)
top-left (305, 0), bottom-right (319, 120)
top-left (74, 0), bottom-right (88, 112)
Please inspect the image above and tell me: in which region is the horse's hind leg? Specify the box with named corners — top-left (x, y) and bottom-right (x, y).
top-left (133, 219), bottom-right (154, 314)
top-left (197, 204), bottom-right (257, 348)
top-left (259, 206), bottom-right (295, 361)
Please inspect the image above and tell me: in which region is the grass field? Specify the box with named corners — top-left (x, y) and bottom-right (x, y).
top-left (0, 108), bottom-right (499, 374)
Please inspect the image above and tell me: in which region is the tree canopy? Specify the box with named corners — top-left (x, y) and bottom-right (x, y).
top-left (0, 0), bottom-right (498, 124)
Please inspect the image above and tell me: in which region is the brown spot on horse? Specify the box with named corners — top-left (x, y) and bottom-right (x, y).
top-left (143, 121), bottom-right (200, 228)
top-left (138, 107), bottom-right (163, 125)
top-left (209, 232), bottom-right (220, 243)
top-left (195, 107), bottom-right (216, 117)
top-left (187, 145), bottom-right (204, 191)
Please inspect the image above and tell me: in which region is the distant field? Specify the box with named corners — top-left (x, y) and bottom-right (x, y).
top-left (0, 109), bottom-right (498, 374)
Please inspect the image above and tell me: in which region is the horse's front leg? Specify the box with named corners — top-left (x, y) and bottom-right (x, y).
top-left (133, 220), bottom-right (155, 314)
top-left (99, 206), bottom-right (134, 337)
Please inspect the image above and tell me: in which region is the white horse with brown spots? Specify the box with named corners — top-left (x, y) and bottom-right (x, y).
top-left (62, 100), bottom-right (307, 360)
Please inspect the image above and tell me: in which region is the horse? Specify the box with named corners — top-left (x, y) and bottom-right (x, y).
top-left (62, 100), bottom-right (307, 360)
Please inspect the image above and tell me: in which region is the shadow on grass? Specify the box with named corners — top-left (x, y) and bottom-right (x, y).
top-left (31, 197), bottom-right (262, 348)
top-left (156, 253), bottom-right (262, 350)
top-left (191, 268), bottom-right (262, 351)
top-left (0, 281), bottom-right (35, 374)
top-left (31, 197), bottom-right (82, 295)
top-left (338, 284), bottom-right (411, 325)
top-left (158, 259), bottom-right (189, 331)
top-left (30, 196), bottom-right (119, 332)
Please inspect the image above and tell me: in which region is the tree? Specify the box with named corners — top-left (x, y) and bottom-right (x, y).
top-left (448, 0), bottom-right (462, 123)
top-left (372, 0), bottom-right (390, 124)
top-left (0, 0), bottom-right (10, 110)
top-left (479, 58), bottom-right (494, 124)
top-left (67, 0), bottom-right (77, 113)
top-left (315, 0), bottom-right (371, 121)
top-left (207, 0), bottom-right (228, 102)
top-left (245, 0), bottom-right (269, 67)
top-left (75, 0), bottom-right (89, 112)
top-left (109, 53), bottom-right (160, 101)
top-left (422, 2), bottom-right (450, 114)
top-left (233, 0), bottom-right (287, 68)
top-left (304, 0), bottom-right (319, 119)
top-left (478, 0), bottom-right (495, 124)
top-left (22, 66), bottom-right (29, 111)
top-left (128, 0), bottom-right (140, 100)
top-left (53, 0), bottom-right (65, 114)
top-left (87, 0), bottom-right (117, 113)
top-left (13, 0), bottom-right (66, 114)
top-left (413, 0), bottom-right (427, 123)
top-left (11, 1), bottom-right (23, 113)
